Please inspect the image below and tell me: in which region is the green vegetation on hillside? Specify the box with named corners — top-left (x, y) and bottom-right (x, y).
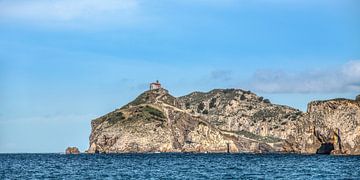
top-left (143, 105), bottom-right (165, 119)
top-left (108, 111), bottom-right (126, 125)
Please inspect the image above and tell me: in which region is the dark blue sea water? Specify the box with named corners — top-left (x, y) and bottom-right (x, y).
top-left (1, 153), bottom-right (360, 179)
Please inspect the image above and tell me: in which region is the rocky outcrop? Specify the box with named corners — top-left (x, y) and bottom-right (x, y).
top-left (306, 99), bottom-right (360, 155)
top-left (66, 147), bottom-right (80, 154)
top-left (282, 97), bottom-right (360, 155)
top-left (178, 89), bottom-right (303, 141)
top-left (356, 95), bottom-right (360, 101)
top-left (88, 89), bottom-right (238, 153)
top-left (88, 89), bottom-right (360, 155)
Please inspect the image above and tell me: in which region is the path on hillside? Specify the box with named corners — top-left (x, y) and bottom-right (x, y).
top-left (153, 93), bottom-right (262, 144)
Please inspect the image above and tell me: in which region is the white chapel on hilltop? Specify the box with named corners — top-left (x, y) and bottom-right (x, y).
top-left (150, 80), bottom-right (162, 90)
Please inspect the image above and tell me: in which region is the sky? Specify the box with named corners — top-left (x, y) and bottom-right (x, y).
top-left (0, 0), bottom-right (359, 153)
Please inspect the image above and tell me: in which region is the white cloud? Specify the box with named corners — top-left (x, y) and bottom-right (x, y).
top-left (342, 61), bottom-right (360, 80)
top-left (0, 0), bottom-right (141, 29)
top-left (249, 60), bottom-right (360, 93)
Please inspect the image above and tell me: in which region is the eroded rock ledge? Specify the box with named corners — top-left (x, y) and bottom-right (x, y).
top-left (87, 89), bottom-right (360, 155)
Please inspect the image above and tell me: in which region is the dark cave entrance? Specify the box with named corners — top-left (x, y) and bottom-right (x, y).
top-left (316, 143), bottom-right (335, 154)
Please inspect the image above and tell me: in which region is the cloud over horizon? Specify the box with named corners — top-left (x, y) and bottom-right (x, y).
top-left (249, 60), bottom-right (360, 93)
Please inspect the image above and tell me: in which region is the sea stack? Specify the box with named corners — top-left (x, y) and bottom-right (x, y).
top-left (66, 147), bottom-right (80, 154)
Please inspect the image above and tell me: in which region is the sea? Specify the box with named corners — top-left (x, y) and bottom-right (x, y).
top-left (1, 153), bottom-right (360, 179)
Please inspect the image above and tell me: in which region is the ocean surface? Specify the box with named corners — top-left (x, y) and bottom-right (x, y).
top-left (1, 153), bottom-right (360, 179)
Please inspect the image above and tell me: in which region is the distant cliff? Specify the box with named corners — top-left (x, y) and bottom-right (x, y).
top-left (87, 88), bottom-right (360, 155)
top-left (284, 98), bottom-right (360, 155)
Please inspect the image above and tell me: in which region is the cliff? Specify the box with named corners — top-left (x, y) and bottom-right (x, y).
top-left (87, 89), bottom-right (360, 155)
top-left (88, 89), bottom-right (239, 153)
top-left (285, 98), bottom-right (360, 155)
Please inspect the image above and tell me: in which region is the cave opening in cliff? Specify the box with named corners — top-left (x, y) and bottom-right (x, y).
top-left (316, 143), bottom-right (335, 154)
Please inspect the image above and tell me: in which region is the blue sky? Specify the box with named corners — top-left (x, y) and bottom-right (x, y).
top-left (0, 0), bottom-right (359, 153)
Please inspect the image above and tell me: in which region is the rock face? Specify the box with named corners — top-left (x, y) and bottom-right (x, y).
top-left (292, 99), bottom-right (360, 155)
top-left (88, 89), bottom-right (238, 153)
top-left (178, 89), bottom-right (303, 141)
top-left (88, 88), bottom-right (360, 155)
top-left (66, 147), bottom-right (80, 154)
top-left (356, 95), bottom-right (360, 101)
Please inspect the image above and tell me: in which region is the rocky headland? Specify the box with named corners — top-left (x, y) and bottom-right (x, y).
top-left (87, 88), bottom-right (360, 155)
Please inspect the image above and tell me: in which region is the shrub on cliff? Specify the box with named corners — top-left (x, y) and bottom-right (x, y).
top-left (209, 98), bottom-right (217, 109)
top-left (197, 102), bottom-right (205, 113)
top-left (108, 112), bottom-right (125, 125)
top-left (263, 99), bottom-right (271, 104)
top-left (202, 110), bottom-right (209, 114)
top-left (240, 95), bottom-right (246, 100)
top-left (143, 105), bottom-right (165, 118)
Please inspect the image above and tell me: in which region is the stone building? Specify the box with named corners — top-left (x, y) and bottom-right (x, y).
top-left (150, 80), bottom-right (162, 90)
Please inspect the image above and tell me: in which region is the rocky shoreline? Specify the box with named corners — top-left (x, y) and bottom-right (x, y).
top-left (87, 88), bottom-right (360, 155)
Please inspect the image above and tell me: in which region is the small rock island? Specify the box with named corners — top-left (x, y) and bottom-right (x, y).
top-left (87, 81), bottom-right (360, 155)
top-left (65, 147), bottom-right (80, 155)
